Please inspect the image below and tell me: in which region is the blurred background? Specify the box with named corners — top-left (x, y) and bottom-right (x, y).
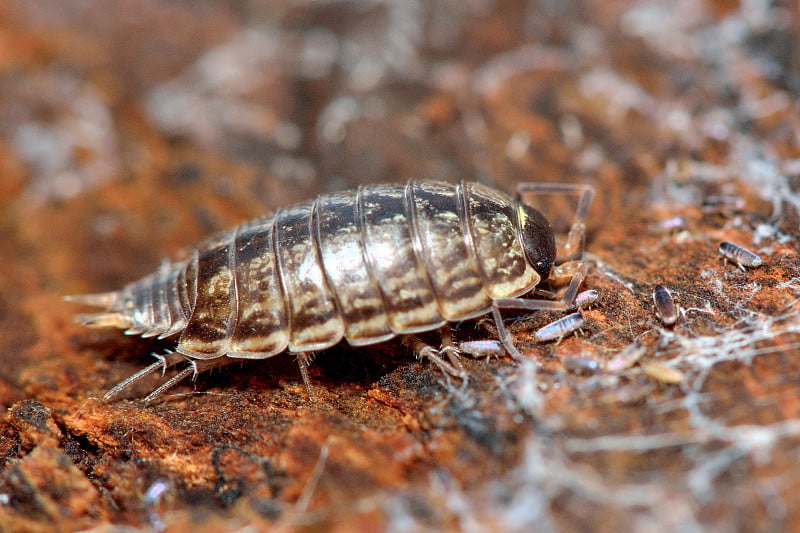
top-left (1, 1), bottom-right (799, 531)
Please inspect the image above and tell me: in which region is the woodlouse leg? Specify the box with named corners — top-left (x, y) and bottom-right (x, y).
top-left (142, 356), bottom-right (235, 403)
top-left (553, 261), bottom-right (589, 309)
top-left (491, 304), bottom-right (523, 360)
top-left (489, 262), bottom-right (588, 357)
top-left (143, 366), bottom-right (196, 403)
top-left (296, 353), bottom-right (315, 399)
top-left (515, 182), bottom-right (594, 262)
top-left (437, 325), bottom-right (465, 375)
top-left (516, 182), bottom-right (593, 310)
top-left (402, 335), bottom-right (466, 378)
top-left (104, 351), bottom-right (241, 403)
top-left (103, 350), bottom-right (185, 402)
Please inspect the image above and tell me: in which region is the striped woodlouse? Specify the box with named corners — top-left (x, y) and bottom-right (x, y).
top-left (69, 181), bottom-right (594, 401)
top-left (653, 284), bottom-right (678, 326)
top-left (718, 241), bottom-right (763, 270)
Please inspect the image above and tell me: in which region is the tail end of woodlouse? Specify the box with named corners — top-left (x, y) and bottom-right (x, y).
top-left (74, 312), bottom-right (133, 329)
top-left (64, 291), bottom-right (119, 308)
top-left (65, 291), bottom-right (133, 329)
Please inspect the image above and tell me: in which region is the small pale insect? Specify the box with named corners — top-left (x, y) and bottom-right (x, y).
top-left (605, 340), bottom-right (647, 373)
top-left (573, 289), bottom-right (599, 309)
top-left (648, 216), bottom-right (687, 235)
top-left (718, 241), bottom-right (763, 270)
top-left (533, 312), bottom-right (585, 343)
top-left (458, 339), bottom-right (506, 358)
top-left (702, 195), bottom-right (744, 215)
top-left (68, 180), bottom-right (594, 401)
top-left (652, 284), bottom-right (678, 326)
top-left (613, 380), bottom-right (655, 404)
top-left (641, 361), bottom-right (684, 385)
top-left (143, 479), bottom-right (172, 533)
top-left (563, 355), bottom-right (601, 375)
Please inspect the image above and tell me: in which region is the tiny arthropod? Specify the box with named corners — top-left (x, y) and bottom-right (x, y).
top-left (652, 284), bottom-right (678, 326)
top-left (702, 195), bottom-right (744, 215)
top-left (143, 479), bottom-right (172, 533)
top-left (605, 340), bottom-right (647, 373)
top-left (143, 479), bottom-right (172, 507)
top-left (648, 216), bottom-right (687, 235)
top-left (573, 289), bottom-right (599, 309)
top-left (458, 339), bottom-right (506, 358)
top-left (612, 380), bottom-right (655, 404)
top-left (68, 181), bottom-right (594, 401)
top-left (718, 241), bottom-right (763, 270)
top-left (563, 355), bottom-right (601, 375)
top-left (533, 312), bottom-right (585, 343)
top-left (641, 361), bottom-right (684, 384)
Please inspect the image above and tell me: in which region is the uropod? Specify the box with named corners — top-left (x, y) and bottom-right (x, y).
top-left (69, 181), bottom-right (594, 401)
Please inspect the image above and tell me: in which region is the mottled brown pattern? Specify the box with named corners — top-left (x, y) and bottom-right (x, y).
top-left (179, 242), bottom-right (236, 357)
top-left (409, 182), bottom-right (491, 320)
top-left (274, 205), bottom-right (344, 351)
top-left (358, 185), bottom-right (445, 332)
top-left (315, 192), bottom-right (394, 344)
top-left (229, 218), bottom-right (289, 357)
top-left (465, 183), bottom-right (539, 298)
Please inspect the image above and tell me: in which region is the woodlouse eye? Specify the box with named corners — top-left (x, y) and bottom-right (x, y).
top-left (518, 204), bottom-right (556, 281)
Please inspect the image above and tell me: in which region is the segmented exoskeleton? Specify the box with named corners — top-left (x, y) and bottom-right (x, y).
top-left (69, 181), bottom-right (593, 401)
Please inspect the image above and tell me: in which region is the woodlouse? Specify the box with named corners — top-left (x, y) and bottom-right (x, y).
top-left (573, 289), bottom-right (599, 309)
top-left (718, 241), bottom-right (763, 270)
top-left (702, 195), bottom-right (744, 215)
top-left (68, 180), bottom-right (593, 401)
top-left (605, 340), bottom-right (647, 373)
top-left (648, 216), bottom-right (686, 235)
top-left (653, 284), bottom-right (678, 326)
top-left (641, 361), bottom-right (684, 385)
top-left (458, 339), bottom-right (506, 358)
top-left (533, 312), bottom-right (585, 343)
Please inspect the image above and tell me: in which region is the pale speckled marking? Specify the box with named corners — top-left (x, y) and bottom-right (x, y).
top-left (465, 184), bottom-right (538, 298)
top-left (408, 182), bottom-right (490, 320)
top-left (178, 240), bottom-right (237, 358)
top-left (359, 186), bottom-right (444, 333)
top-left (274, 205), bottom-right (345, 351)
top-left (228, 218), bottom-right (289, 358)
top-left (315, 192), bottom-right (394, 345)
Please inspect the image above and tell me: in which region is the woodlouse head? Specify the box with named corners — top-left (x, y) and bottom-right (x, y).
top-left (517, 204), bottom-right (556, 281)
